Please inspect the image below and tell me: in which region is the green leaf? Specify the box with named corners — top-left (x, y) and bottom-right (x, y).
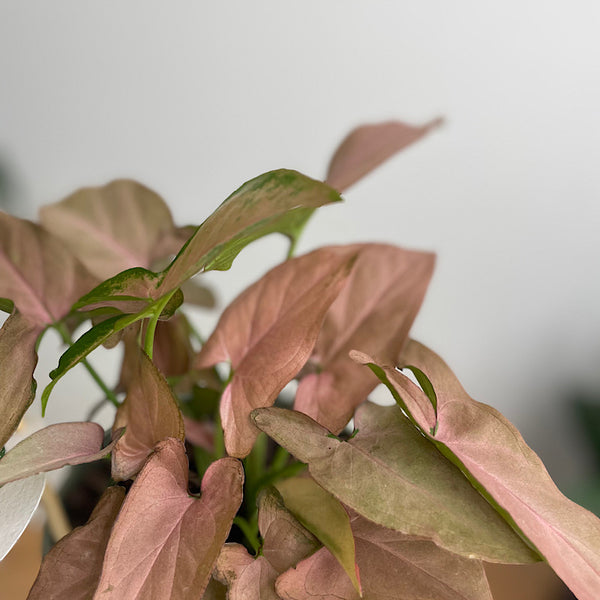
top-left (252, 403), bottom-right (538, 564)
top-left (0, 298), bottom-right (14, 314)
top-left (159, 169), bottom-right (342, 293)
top-left (42, 314), bottom-right (132, 414)
top-left (73, 267), bottom-right (160, 313)
top-left (276, 477), bottom-right (361, 594)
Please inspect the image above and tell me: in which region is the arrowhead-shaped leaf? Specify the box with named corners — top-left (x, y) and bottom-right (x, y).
top-left (28, 486), bottom-right (126, 600)
top-left (39, 179), bottom-right (185, 280)
top-left (276, 477), bottom-right (360, 594)
top-left (356, 340), bottom-right (600, 600)
top-left (252, 403), bottom-right (537, 563)
top-left (276, 511), bottom-right (493, 600)
top-left (326, 119), bottom-right (442, 192)
top-left (0, 312), bottom-right (40, 447)
top-left (295, 243), bottom-right (434, 433)
top-left (159, 169), bottom-right (343, 293)
top-left (196, 246), bottom-right (357, 458)
top-left (94, 439), bottom-right (243, 599)
top-left (0, 473), bottom-right (45, 561)
top-left (111, 349), bottom-right (184, 481)
top-left (0, 422), bottom-right (120, 486)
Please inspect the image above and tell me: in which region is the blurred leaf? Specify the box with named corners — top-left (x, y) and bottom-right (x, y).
top-left (0, 473), bottom-right (45, 561)
top-left (0, 312), bottom-right (39, 447)
top-left (326, 118), bottom-right (442, 192)
top-left (39, 179), bottom-right (186, 280)
top-left (28, 486), bottom-right (125, 600)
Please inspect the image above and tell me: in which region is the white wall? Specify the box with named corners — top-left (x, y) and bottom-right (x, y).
top-left (1, 1), bottom-right (599, 487)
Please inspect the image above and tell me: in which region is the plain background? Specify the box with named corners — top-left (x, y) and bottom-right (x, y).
top-left (1, 2), bottom-right (599, 492)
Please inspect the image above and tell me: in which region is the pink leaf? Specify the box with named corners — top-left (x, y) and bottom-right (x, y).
top-left (0, 211), bottom-right (96, 327)
top-left (28, 486), bottom-right (125, 600)
top-left (276, 511), bottom-right (492, 600)
top-left (0, 312), bottom-right (40, 447)
top-left (94, 439), bottom-right (244, 599)
top-left (111, 349), bottom-right (184, 481)
top-left (355, 340), bottom-right (600, 600)
top-left (326, 118), bottom-right (443, 192)
top-left (195, 246), bottom-right (357, 458)
top-left (295, 243), bottom-right (434, 433)
top-left (252, 404), bottom-right (536, 563)
top-left (0, 422), bottom-right (120, 486)
top-left (39, 180), bottom-right (184, 280)
top-left (215, 544), bottom-right (280, 600)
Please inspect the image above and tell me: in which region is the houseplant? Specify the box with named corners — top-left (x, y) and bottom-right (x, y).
top-left (0, 119), bottom-right (598, 599)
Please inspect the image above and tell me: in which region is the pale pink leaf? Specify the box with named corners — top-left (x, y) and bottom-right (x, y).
top-left (0, 473), bottom-right (45, 562)
top-left (28, 486), bottom-right (125, 600)
top-left (295, 243), bottom-right (434, 433)
top-left (39, 180), bottom-right (184, 280)
top-left (252, 403), bottom-right (536, 563)
top-left (0, 211), bottom-right (96, 326)
top-left (215, 544), bottom-right (280, 600)
top-left (111, 349), bottom-right (184, 481)
top-left (0, 312), bottom-right (40, 447)
top-left (276, 511), bottom-right (492, 600)
top-left (276, 477), bottom-right (360, 593)
top-left (355, 340), bottom-right (600, 600)
top-left (94, 439), bottom-right (244, 599)
top-left (0, 422), bottom-right (120, 486)
top-left (195, 246), bottom-right (357, 458)
top-left (326, 118), bottom-right (443, 192)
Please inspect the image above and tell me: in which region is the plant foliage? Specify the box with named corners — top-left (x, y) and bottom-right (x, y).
top-left (1, 119), bottom-right (598, 599)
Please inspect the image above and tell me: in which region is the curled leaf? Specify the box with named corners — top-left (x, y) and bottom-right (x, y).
top-left (94, 439), bottom-right (243, 599)
top-left (0, 422), bottom-right (120, 486)
top-left (196, 246), bottom-right (357, 458)
top-left (357, 341), bottom-right (600, 600)
top-left (326, 118), bottom-right (443, 192)
top-left (28, 486), bottom-right (126, 600)
top-left (295, 243), bottom-right (434, 433)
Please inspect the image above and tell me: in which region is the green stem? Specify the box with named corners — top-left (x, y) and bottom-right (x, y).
top-left (54, 323), bottom-right (120, 408)
top-left (233, 516), bottom-right (260, 555)
top-left (143, 290), bottom-right (176, 359)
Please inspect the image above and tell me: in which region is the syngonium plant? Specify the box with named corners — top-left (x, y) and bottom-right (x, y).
top-left (0, 119), bottom-right (599, 600)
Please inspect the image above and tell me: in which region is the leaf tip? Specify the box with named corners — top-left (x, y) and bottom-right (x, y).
top-left (348, 350), bottom-right (374, 365)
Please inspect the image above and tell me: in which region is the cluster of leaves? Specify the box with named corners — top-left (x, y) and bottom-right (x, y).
top-left (1, 119), bottom-right (599, 600)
